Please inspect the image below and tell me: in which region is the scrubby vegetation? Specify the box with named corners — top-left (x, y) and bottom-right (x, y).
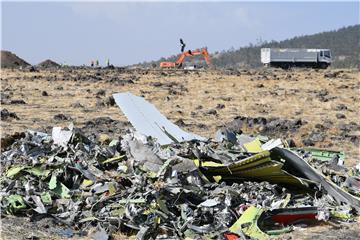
top-left (139, 25), bottom-right (360, 69)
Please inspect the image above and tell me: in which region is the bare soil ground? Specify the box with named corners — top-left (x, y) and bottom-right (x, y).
top-left (1, 67), bottom-right (359, 239)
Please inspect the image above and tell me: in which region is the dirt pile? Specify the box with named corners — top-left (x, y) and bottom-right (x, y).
top-left (36, 59), bottom-right (60, 68)
top-left (1, 108), bottom-right (19, 121)
top-left (224, 115), bottom-right (305, 138)
top-left (1, 50), bottom-right (30, 68)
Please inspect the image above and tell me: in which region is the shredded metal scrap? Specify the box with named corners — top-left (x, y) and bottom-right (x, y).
top-left (1, 125), bottom-right (359, 239)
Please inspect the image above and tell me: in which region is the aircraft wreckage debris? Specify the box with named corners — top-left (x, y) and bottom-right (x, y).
top-left (1, 93), bottom-right (359, 239)
top-left (112, 92), bottom-right (206, 145)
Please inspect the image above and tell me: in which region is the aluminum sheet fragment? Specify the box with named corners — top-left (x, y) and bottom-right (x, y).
top-left (113, 92), bottom-right (206, 145)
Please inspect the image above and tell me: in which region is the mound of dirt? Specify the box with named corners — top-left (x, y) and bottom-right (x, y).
top-left (1, 50), bottom-right (30, 68)
top-left (36, 59), bottom-right (60, 68)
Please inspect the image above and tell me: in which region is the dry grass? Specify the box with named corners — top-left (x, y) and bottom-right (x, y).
top-left (2, 68), bottom-right (359, 165)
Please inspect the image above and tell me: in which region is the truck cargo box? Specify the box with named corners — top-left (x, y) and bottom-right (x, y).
top-left (261, 48), bottom-right (332, 69)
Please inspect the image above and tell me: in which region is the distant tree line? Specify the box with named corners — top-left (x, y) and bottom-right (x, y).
top-left (137, 25), bottom-right (360, 69)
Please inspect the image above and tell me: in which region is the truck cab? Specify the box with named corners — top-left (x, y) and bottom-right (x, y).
top-left (317, 49), bottom-right (332, 68)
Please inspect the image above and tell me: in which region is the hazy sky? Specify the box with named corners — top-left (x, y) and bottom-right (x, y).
top-left (2, 1), bottom-right (359, 66)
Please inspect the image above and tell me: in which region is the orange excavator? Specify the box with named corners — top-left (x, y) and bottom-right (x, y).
top-left (160, 39), bottom-right (210, 68)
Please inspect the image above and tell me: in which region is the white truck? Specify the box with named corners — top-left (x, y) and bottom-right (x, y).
top-left (261, 48), bottom-right (332, 69)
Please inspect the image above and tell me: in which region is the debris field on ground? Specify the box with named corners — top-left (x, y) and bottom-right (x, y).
top-left (1, 92), bottom-right (359, 239)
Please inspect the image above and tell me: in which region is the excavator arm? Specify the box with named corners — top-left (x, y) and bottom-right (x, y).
top-left (160, 47), bottom-right (210, 68)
